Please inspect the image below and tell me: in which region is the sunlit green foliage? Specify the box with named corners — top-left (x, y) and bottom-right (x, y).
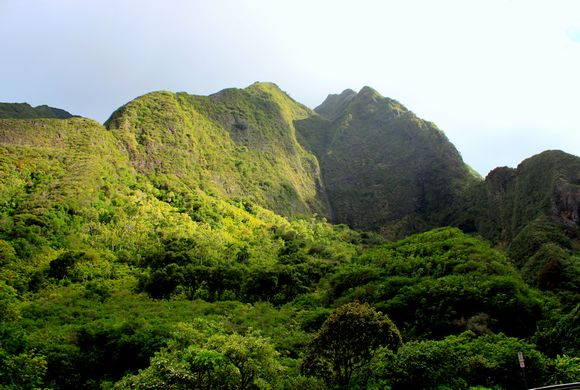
top-left (105, 83), bottom-right (327, 217)
top-left (373, 331), bottom-right (551, 389)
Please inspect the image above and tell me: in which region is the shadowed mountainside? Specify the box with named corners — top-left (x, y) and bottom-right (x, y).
top-left (296, 86), bottom-right (480, 238)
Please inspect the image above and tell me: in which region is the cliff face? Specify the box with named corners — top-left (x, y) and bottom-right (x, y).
top-left (552, 174), bottom-right (580, 229)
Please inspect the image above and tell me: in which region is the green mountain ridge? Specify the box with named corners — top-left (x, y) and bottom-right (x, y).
top-left (104, 82), bottom-right (328, 217)
top-left (0, 102), bottom-right (74, 119)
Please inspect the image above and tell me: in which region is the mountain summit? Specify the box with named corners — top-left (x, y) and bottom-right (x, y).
top-left (297, 86), bottom-right (479, 238)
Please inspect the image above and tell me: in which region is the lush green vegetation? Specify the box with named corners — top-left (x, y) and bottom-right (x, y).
top-left (0, 103), bottom-right (74, 119)
top-left (454, 150), bottom-right (580, 307)
top-left (105, 82), bottom-right (327, 218)
top-left (1, 85), bottom-right (579, 389)
top-left (297, 86), bottom-right (480, 239)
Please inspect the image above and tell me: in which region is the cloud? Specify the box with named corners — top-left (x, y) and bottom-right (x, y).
top-left (566, 27), bottom-right (580, 43)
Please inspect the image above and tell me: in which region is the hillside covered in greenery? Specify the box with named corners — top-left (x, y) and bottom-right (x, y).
top-left (0, 83), bottom-right (579, 389)
top-left (0, 103), bottom-right (74, 120)
top-left (105, 83), bottom-right (328, 217)
top-left (296, 87), bottom-right (480, 239)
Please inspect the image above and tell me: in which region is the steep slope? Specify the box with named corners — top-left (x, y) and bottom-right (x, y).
top-left (454, 150), bottom-right (580, 299)
top-left (0, 102), bottom-right (74, 119)
top-left (296, 86), bottom-right (479, 238)
top-left (0, 113), bottom-right (369, 389)
top-left (105, 82), bottom-right (327, 217)
top-left (0, 117), bottom-right (133, 225)
top-left (456, 150), bottom-right (580, 243)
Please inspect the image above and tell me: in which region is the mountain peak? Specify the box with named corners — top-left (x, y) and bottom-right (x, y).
top-left (358, 85), bottom-right (380, 97)
top-left (315, 89), bottom-right (357, 120)
top-left (245, 81), bottom-right (287, 95)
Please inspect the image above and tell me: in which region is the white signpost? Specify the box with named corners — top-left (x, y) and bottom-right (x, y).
top-left (518, 351), bottom-right (528, 389)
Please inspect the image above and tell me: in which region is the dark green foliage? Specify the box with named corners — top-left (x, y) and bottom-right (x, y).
top-left (73, 321), bottom-right (171, 385)
top-left (378, 332), bottom-right (551, 389)
top-left (329, 228), bottom-right (546, 339)
top-left (48, 251), bottom-right (81, 280)
top-left (509, 217), bottom-right (572, 268)
top-left (507, 217), bottom-right (579, 304)
top-left (536, 305), bottom-right (580, 357)
top-left (0, 345), bottom-right (47, 389)
top-left (116, 322), bottom-right (282, 390)
top-left (456, 151), bottom-right (580, 242)
top-left (297, 87), bottom-right (479, 238)
top-left (302, 302), bottom-right (402, 389)
top-left (0, 102), bottom-right (74, 119)
top-left (452, 151), bottom-right (580, 301)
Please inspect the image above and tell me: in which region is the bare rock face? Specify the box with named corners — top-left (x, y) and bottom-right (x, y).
top-left (552, 178), bottom-right (580, 230)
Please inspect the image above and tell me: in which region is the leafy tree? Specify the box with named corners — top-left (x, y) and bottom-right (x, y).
top-left (116, 331), bottom-right (281, 390)
top-left (302, 302), bottom-right (402, 389)
top-left (378, 331), bottom-right (551, 390)
top-left (206, 332), bottom-right (282, 389)
top-left (0, 346), bottom-right (47, 390)
top-left (536, 305), bottom-right (580, 357)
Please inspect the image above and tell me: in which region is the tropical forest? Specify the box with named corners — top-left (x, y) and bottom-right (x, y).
top-left (0, 83), bottom-right (579, 389)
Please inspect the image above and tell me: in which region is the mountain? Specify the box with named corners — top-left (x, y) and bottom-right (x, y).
top-left (104, 82), bottom-right (328, 217)
top-left (454, 150), bottom-right (580, 299)
top-left (0, 102), bottom-right (74, 119)
top-left (296, 86), bottom-right (480, 238)
top-left (457, 150), bottom-right (580, 242)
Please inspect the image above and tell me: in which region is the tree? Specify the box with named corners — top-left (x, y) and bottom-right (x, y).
top-left (115, 331), bottom-right (281, 390)
top-left (302, 301), bottom-right (402, 389)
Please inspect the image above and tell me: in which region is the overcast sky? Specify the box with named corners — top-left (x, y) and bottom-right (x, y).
top-left (1, 0), bottom-right (579, 175)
